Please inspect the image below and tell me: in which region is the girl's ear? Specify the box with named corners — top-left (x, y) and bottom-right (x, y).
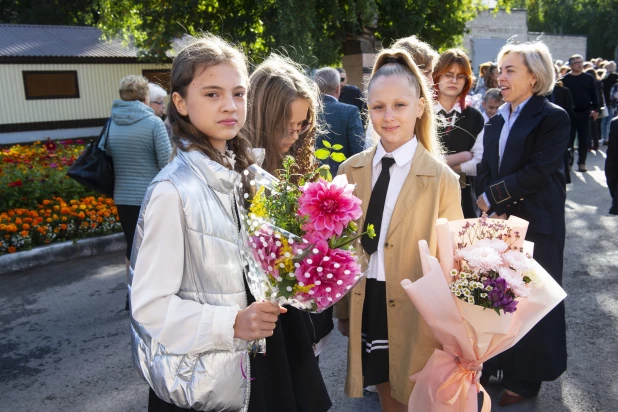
top-left (172, 92), bottom-right (188, 116)
top-left (416, 96), bottom-right (426, 119)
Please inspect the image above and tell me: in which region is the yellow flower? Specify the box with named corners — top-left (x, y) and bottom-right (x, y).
top-left (249, 187), bottom-right (268, 218)
top-left (293, 283), bottom-right (314, 295)
top-left (276, 236), bottom-right (296, 274)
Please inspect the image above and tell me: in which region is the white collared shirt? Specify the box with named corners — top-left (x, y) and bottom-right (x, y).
top-left (367, 136), bottom-right (418, 281)
top-left (434, 101), bottom-right (484, 177)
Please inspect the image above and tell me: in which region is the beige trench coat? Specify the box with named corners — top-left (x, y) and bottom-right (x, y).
top-left (334, 144), bottom-right (464, 405)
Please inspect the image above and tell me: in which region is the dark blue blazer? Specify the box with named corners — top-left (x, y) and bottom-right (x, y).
top-left (477, 95), bottom-right (569, 381)
top-left (477, 95), bottom-right (570, 236)
top-left (316, 95), bottom-right (364, 174)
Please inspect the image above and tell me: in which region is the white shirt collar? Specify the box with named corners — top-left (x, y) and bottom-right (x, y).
top-left (435, 101), bottom-right (462, 114)
top-left (373, 136), bottom-right (418, 168)
top-left (498, 95), bottom-right (532, 120)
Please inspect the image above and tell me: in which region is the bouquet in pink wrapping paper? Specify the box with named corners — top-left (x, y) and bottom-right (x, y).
top-left (400, 215), bottom-right (567, 412)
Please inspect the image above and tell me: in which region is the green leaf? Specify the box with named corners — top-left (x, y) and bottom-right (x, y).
top-left (315, 148), bottom-right (330, 160)
top-left (330, 152), bottom-right (346, 163)
top-left (331, 144), bottom-right (343, 150)
top-left (318, 166), bottom-right (333, 182)
top-left (321, 140), bottom-right (332, 148)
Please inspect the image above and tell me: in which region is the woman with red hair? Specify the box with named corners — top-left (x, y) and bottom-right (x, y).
top-left (433, 49), bottom-right (486, 218)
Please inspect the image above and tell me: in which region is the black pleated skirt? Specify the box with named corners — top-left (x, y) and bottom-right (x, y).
top-left (361, 278), bottom-right (390, 387)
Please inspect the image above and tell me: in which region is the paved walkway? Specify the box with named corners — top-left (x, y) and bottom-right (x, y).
top-left (0, 149), bottom-right (616, 412)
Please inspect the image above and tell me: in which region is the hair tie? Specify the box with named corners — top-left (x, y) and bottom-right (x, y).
top-left (384, 56), bottom-right (404, 65)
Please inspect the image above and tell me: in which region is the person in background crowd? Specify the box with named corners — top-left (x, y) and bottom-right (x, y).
top-left (606, 116), bottom-right (618, 215)
top-left (559, 65), bottom-right (570, 77)
top-left (246, 56), bottom-right (339, 393)
top-left (550, 67), bottom-right (575, 184)
top-left (555, 59), bottom-right (564, 68)
top-left (337, 67), bottom-right (367, 126)
top-left (482, 88), bottom-right (503, 122)
top-left (314, 67), bottom-right (364, 175)
top-left (365, 35), bottom-right (439, 149)
top-left (433, 48), bottom-right (485, 218)
top-left (475, 62), bottom-right (499, 96)
top-left (335, 46), bottom-right (463, 412)
top-left (476, 41), bottom-right (569, 406)
top-left (101, 75), bottom-right (171, 311)
top-left (601, 62), bottom-right (618, 145)
top-left (561, 54), bottom-right (599, 172)
top-left (148, 83), bottom-right (167, 119)
top-left (583, 61), bottom-right (593, 71)
top-left (584, 67), bottom-right (606, 151)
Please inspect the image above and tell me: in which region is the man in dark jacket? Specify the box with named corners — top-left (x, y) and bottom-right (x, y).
top-left (314, 67), bottom-right (365, 175)
top-left (561, 54), bottom-right (600, 172)
top-left (606, 116), bottom-right (618, 215)
top-left (337, 67), bottom-right (367, 127)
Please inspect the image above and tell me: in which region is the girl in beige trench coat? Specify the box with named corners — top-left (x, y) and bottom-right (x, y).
top-left (334, 47), bottom-right (464, 411)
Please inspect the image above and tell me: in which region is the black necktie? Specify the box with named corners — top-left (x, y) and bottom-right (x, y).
top-left (361, 157), bottom-right (396, 255)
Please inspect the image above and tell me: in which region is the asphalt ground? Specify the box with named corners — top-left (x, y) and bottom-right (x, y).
top-left (1, 148), bottom-right (616, 412)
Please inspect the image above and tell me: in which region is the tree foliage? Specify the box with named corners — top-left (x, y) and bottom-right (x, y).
top-left (96, 0), bottom-right (496, 65)
top-left (0, 0), bottom-right (100, 25)
top-left (514, 0), bottom-right (618, 60)
top-left (2, 0), bottom-right (522, 65)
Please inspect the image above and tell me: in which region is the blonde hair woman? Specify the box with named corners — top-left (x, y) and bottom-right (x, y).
top-left (335, 47), bottom-right (462, 411)
top-left (476, 41), bottom-right (569, 406)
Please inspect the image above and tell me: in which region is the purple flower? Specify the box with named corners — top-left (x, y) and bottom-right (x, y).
top-left (484, 277), bottom-right (519, 314)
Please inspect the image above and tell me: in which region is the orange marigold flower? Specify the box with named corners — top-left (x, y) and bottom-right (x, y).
top-left (22, 224), bottom-right (30, 230)
top-left (20, 230), bottom-right (29, 237)
top-left (60, 224), bottom-right (67, 230)
top-left (43, 200), bottom-right (50, 205)
top-left (8, 246), bottom-right (16, 253)
top-left (61, 216), bottom-right (67, 221)
top-left (46, 218), bottom-right (52, 223)
top-left (78, 212), bottom-right (85, 219)
top-left (15, 218), bottom-right (22, 225)
top-left (23, 217), bottom-right (33, 223)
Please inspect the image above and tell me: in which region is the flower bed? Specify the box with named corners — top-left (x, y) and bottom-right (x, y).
top-left (1, 140), bottom-right (121, 255)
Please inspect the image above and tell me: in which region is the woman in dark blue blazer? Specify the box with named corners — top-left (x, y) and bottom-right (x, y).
top-left (475, 42), bottom-right (570, 406)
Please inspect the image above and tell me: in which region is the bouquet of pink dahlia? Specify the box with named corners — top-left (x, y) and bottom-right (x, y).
top-left (235, 156), bottom-right (373, 317)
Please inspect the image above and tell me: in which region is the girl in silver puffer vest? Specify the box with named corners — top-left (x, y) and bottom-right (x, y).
top-left (130, 35), bottom-right (330, 412)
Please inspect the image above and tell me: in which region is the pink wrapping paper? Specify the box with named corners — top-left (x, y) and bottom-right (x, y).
top-left (401, 217), bottom-right (567, 412)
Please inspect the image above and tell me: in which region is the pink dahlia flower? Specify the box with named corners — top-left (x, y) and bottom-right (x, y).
top-left (250, 230), bottom-right (283, 279)
top-left (298, 175), bottom-right (362, 240)
top-left (294, 240), bottom-right (361, 309)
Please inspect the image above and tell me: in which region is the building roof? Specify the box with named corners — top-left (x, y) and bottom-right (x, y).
top-left (0, 24), bottom-right (143, 61)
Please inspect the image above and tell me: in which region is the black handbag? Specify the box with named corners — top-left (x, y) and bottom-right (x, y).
top-left (67, 118), bottom-right (115, 197)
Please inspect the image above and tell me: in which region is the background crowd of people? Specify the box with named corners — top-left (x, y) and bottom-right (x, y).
top-left (99, 33), bottom-right (618, 412)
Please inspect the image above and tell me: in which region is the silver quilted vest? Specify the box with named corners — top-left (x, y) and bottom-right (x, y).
top-left (129, 148), bottom-right (250, 412)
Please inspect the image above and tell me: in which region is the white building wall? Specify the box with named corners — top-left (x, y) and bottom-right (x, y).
top-left (463, 9), bottom-right (529, 68)
top-left (0, 63), bottom-right (170, 125)
top-left (528, 33), bottom-right (587, 63)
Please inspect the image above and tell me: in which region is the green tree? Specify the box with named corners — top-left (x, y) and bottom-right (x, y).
top-left (514, 0), bottom-right (618, 60)
top-left (0, 0), bottom-right (100, 25)
top-left (97, 0), bottom-right (506, 65)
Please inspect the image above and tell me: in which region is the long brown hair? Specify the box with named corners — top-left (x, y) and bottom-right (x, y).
top-left (432, 49), bottom-right (474, 109)
top-left (368, 47), bottom-right (442, 156)
top-left (246, 54), bottom-right (321, 175)
top-left (167, 34), bottom-right (255, 172)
